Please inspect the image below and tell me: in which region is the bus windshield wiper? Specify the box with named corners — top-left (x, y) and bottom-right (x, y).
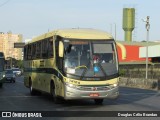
top-left (80, 60), bottom-right (90, 80)
top-left (97, 62), bottom-right (107, 78)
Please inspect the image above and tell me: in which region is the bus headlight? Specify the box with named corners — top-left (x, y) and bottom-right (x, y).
top-left (3, 75), bottom-right (5, 78)
top-left (110, 84), bottom-right (118, 89)
top-left (113, 84), bottom-right (118, 87)
top-left (65, 82), bottom-right (77, 89)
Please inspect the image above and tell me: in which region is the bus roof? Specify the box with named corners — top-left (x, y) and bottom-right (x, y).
top-left (29, 28), bottom-right (113, 44)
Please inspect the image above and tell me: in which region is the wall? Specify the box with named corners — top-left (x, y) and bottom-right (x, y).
top-left (117, 44), bottom-right (147, 63)
top-left (119, 77), bottom-right (160, 90)
top-left (119, 64), bottom-right (160, 90)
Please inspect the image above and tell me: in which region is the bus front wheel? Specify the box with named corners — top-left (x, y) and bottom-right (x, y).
top-left (50, 83), bottom-right (60, 104)
top-left (94, 99), bottom-right (104, 105)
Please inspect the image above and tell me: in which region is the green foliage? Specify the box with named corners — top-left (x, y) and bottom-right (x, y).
top-left (119, 69), bottom-right (126, 76)
top-left (16, 60), bottom-right (24, 69)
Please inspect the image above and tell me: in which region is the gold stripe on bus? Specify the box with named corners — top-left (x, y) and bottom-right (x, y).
top-left (116, 42), bottom-right (126, 60)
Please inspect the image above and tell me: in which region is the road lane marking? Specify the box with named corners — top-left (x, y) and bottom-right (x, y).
top-left (120, 93), bottom-right (156, 95)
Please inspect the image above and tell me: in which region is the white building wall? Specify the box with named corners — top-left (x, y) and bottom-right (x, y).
top-left (139, 45), bottom-right (160, 58)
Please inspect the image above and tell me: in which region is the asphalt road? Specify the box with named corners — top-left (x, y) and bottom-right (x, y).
top-left (0, 76), bottom-right (160, 120)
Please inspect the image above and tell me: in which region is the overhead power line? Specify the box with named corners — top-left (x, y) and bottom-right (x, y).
top-left (0, 0), bottom-right (11, 7)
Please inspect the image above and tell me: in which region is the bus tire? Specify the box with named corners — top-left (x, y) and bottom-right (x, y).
top-left (50, 82), bottom-right (60, 104)
top-left (94, 99), bottom-right (104, 105)
top-left (29, 80), bottom-right (37, 95)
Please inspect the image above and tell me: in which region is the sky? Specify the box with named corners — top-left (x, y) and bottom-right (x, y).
top-left (0, 0), bottom-right (160, 41)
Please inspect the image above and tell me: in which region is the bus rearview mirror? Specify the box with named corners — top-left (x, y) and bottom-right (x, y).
top-left (59, 41), bottom-right (64, 57)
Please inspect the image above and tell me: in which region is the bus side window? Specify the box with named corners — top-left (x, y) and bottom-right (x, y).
top-left (31, 43), bottom-right (36, 59)
top-left (48, 38), bottom-right (53, 58)
top-left (36, 42), bottom-right (41, 58)
top-left (27, 45), bottom-right (32, 60)
top-left (42, 39), bottom-right (48, 58)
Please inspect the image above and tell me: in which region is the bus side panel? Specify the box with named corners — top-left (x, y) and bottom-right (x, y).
top-left (32, 72), bottom-right (39, 90)
top-left (39, 72), bottom-right (48, 92)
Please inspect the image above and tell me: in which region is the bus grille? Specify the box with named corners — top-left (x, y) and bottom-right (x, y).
top-left (77, 86), bottom-right (111, 91)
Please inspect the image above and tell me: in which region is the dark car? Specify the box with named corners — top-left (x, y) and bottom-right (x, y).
top-left (5, 69), bottom-right (16, 83)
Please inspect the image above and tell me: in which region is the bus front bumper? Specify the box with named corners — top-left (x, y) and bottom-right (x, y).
top-left (64, 84), bottom-right (119, 100)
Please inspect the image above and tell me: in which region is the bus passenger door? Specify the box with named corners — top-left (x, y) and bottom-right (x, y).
top-left (53, 75), bottom-right (61, 96)
top-left (55, 36), bottom-right (64, 96)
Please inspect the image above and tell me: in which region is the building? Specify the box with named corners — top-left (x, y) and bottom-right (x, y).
top-left (116, 41), bottom-right (160, 64)
top-left (0, 32), bottom-right (23, 60)
top-left (139, 43), bottom-right (160, 62)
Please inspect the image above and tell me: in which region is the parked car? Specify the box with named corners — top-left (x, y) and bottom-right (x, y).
top-left (12, 68), bottom-right (22, 76)
top-left (5, 69), bottom-right (16, 83)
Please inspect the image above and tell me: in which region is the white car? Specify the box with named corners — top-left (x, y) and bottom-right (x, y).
top-left (12, 68), bottom-right (22, 76)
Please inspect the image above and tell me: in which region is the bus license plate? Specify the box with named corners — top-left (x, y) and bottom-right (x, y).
top-left (89, 93), bottom-right (99, 97)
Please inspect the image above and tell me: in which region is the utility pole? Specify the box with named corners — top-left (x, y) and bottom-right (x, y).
top-left (114, 23), bottom-right (116, 40)
top-left (142, 16), bottom-right (150, 79)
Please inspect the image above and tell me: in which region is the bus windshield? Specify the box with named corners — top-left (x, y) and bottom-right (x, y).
top-left (63, 40), bottom-right (118, 80)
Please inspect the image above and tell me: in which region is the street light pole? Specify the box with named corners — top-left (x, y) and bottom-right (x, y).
top-left (114, 23), bottom-right (116, 40)
top-left (143, 16), bottom-right (150, 79)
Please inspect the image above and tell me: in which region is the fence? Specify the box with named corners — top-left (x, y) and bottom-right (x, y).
top-left (119, 64), bottom-right (160, 90)
top-left (119, 64), bottom-right (160, 79)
